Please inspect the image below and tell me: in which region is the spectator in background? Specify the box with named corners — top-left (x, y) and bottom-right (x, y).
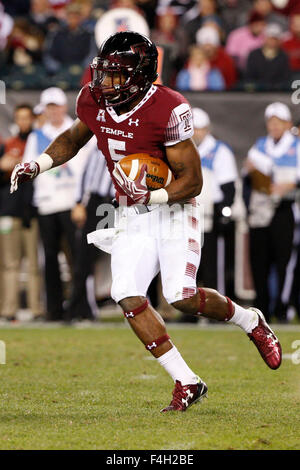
top-left (246, 23), bottom-right (290, 89)
top-left (156, 0), bottom-right (197, 25)
top-left (151, 7), bottom-right (181, 85)
top-left (6, 18), bottom-right (44, 66)
top-left (194, 108), bottom-right (237, 295)
top-left (76, 0), bottom-right (97, 33)
top-left (28, 0), bottom-right (61, 37)
top-left (22, 87), bottom-right (88, 321)
top-left (33, 103), bottom-right (47, 128)
top-left (151, 7), bottom-right (179, 48)
top-left (218, 0), bottom-right (253, 34)
top-left (252, 0), bottom-right (288, 31)
top-left (226, 11), bottom-right (266, 73)
top-left (94, 0), bottom-right (149, 48)
top-left (272, 0), bottom-right (300, 17)
top-left (244, 102), bottom-right (299, 322)
top-left (196, 25), bottom-right (237, 89)
top-left (66, 143), bottom-right (114, 322)
top-left (0, 104), bottom-right (42, 321)
top-left (0, 2), bottom-right (14, 51)
top-left (48, 0), bottom-right (71, 21)
top-left (183, 0), bottom-right (222, 46)
top-left (282, 14), bottom-right (300, 73)
top-left (179, 107), bottom-right (238, 323)
top-left (176, 44), bottom-right (225, 91)
top-left (44, 1), bottom-right (96, 74)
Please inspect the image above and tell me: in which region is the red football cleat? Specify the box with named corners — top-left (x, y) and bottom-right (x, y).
top-left (247, 308), bottom-right (282, 370)
top-left (160, 377), bottom-right (208, 413)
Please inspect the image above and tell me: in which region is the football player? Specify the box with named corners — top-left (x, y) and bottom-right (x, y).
top-left (10, 32), bottom-right (282, 412)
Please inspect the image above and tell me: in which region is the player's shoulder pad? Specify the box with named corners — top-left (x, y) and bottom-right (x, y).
top-left (155, 84), bottom-right (190, 107)
top-left (76, 82), bottom-right (95, 119)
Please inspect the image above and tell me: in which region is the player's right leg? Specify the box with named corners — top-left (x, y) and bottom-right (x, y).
top-left (110, 220), bottom-right (207, 412)
top-left (118, 295), bottom-right (208, 412)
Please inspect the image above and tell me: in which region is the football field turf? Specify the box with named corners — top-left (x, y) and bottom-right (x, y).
top-left (0, 324), bottom-right (299, 450)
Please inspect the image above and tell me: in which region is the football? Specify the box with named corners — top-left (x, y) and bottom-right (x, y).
top-left (118, 153), bottom-right (174, 191)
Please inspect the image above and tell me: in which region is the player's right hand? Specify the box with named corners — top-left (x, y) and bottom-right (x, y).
top-left (10, 161), bottom-right (40, 194)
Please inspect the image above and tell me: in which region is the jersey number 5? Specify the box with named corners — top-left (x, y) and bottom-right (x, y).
top-left (108, 138), bottom-right (126, 162)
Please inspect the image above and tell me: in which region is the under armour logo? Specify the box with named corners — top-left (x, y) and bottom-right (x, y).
top-left (147, 342), bottom-right (157, 351)
top-left (96, 109), bottom-right (106, 122)
top-left (125, 312), bottom-right (135, 318)
top-left (128, 118), bottom-right (139, 127)
top-left (267, 333), bottom-right (278, 346)
top-left (182, 389), bottom-right (193, 406)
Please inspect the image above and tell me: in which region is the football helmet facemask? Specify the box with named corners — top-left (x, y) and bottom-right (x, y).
top-left (90, 31), bottom-right (158, 108)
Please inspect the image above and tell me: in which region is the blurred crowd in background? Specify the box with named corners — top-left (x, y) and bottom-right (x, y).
top-left (1, 0), bottom-right (300, 325)
top-left (1, 0), bottom-right (300, 90)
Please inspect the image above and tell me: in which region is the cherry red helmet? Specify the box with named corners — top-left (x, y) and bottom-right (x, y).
top-left (89, 31), bottom-right (158, 107)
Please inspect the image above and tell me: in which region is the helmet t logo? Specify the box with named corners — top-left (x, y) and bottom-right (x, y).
top-left (130, 43), bottom-right (148, 57)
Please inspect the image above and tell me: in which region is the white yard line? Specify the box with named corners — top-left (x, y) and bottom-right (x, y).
top-left (0, 321), bottom-right (299, 332)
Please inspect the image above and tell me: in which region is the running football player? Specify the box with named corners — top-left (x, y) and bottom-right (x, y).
top-left (10, 32), bottom-right (282, 412)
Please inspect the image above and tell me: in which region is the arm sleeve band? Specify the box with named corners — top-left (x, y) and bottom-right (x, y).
top-left (35, 153), bottom-right (53, 173)
top-left (148, 188), bottom-right (169, 204)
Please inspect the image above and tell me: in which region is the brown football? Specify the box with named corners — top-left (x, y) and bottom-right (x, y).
top-left (118, 153), bottom-right (174, 191)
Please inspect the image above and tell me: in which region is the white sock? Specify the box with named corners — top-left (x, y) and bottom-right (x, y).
top-left (229, 303), bottom-right (259, 333)
top-left (156, 346), bottom-right (199, 385)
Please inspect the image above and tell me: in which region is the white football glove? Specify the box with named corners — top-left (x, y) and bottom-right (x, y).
top-left (10, 161), bottom-right (40, 194)
top-left (112, 163), bottom-right (150, 205)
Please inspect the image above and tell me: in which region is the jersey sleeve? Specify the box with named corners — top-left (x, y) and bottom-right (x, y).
top-left (164, 102), bottom-right (194, 147)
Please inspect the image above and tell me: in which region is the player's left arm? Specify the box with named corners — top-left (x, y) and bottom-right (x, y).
top-left (165, 138), bottom-right (203, 203)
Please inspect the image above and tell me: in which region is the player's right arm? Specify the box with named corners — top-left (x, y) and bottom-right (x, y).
top-left (10, 119), bottom-right (93, 193)
top-left (43, 119), bottom-right (93, 168)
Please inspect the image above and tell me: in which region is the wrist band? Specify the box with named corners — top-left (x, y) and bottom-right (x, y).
top-left (35, 153), bottom-right (54, 173)
top-left (148, 188), bottom-right (169, 205)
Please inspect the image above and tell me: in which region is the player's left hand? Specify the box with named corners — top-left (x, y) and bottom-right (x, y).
top-left (112, 163), bottom-right (150, 205)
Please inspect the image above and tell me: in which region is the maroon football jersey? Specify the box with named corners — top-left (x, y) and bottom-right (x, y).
top-left (76, 83), bottom-right (194, 194)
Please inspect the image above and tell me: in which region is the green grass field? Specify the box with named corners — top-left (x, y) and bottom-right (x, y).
top-left (0, 325), bottom-right (299, 450)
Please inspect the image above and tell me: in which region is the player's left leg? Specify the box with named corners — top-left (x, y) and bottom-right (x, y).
top-left (171, 288), bottom-right (282, 370)
top-left (158, 202), bottom-right (281, 372)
